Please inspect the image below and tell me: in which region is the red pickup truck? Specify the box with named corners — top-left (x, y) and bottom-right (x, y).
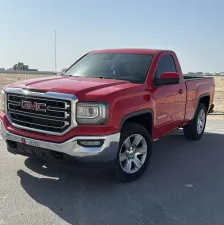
top-left (0, 49), bottom-right (215, 182)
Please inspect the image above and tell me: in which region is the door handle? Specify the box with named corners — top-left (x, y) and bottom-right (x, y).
top-left (178, 89), bottom-right (183, 94)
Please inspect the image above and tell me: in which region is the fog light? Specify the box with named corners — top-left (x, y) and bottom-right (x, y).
top-left (77, 140), bottom-right (104, 147)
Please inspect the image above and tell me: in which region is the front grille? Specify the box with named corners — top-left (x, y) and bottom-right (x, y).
top-left (7, 94), bottom-right (72, 134)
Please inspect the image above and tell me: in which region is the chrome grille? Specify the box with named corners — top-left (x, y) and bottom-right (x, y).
top-left (5, 89), bottom-right (78, 135)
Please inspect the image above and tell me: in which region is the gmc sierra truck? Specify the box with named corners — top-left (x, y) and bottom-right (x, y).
top-left (0, 49), bottom-right (215, 182)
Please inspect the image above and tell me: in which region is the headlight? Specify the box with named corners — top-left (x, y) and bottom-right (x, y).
top-left (0, 90), bottom-right (5, 112)
top-left (76, 102), bottom-right (109, 124)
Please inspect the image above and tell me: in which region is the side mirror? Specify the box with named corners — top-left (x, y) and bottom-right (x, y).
top-left (61, 68), bottom-right (68, 74)
top-left (155, 72), bottom-right (180, 86)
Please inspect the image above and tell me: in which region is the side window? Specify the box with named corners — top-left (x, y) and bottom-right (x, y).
top-left (155, 54), bottom-right (177, 79)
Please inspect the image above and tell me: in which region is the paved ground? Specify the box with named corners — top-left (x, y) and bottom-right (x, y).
top-left (0, 116), bottom-right (224, 225)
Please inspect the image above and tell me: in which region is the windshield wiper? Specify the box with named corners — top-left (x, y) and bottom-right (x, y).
top-left (62, 75), bottom-right (81, 77)
top-left (92, 76), bottom-right (105, 79)
top-left (63, 75), bottom-right (105, 79)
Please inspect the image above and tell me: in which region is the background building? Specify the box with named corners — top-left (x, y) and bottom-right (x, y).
top-left (13, 62), bottom-right (38, 71)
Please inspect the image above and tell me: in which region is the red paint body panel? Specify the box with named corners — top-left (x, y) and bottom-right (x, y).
top-left (0, 49), bottom-right (215, 142)
top-left (183, 79), bottom-right (214, 124)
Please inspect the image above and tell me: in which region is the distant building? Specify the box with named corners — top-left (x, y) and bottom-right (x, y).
top-left (13, 62), bottom-right (38, 71)
top-left (0, 68), bottom-right (5, 73)
top-left (195, 72), bottom-right (203, 76)
top-left (213, 72), bottom-right (221, 76)
top-left (187, 72), bottom-right (195, 76)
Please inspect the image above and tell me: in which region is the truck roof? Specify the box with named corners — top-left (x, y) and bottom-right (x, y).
top-left (91, 48), bottom-right (166, 54)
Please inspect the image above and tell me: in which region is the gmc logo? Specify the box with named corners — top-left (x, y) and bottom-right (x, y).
top-left (21, 101), bottom-right (46, 112)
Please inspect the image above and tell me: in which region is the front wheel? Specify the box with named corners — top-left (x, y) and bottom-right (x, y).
top-left (183, 103), bottom-right (207, 140)
top-left (113, 122), bottom-right (152, 182)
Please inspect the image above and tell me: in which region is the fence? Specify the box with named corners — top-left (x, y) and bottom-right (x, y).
top-left (0, 70), bottom-right (56, 75)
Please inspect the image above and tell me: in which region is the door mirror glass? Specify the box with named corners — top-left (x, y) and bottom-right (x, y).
top-left (155, 72), bottom-right (180, 86)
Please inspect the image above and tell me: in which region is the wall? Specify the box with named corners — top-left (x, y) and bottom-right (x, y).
top-left (0, 70), bottom-right (56, 75)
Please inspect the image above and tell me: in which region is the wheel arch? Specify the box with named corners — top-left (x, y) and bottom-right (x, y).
top-left (195, 93), bottom-right (210, 116)
top-left (119, 109), bottom-right (154, 136)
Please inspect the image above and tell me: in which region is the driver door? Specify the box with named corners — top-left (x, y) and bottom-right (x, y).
top-left (153, 54), bottom-right (186, 138)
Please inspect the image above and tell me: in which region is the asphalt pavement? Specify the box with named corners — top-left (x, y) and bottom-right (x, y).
top-left (0, 116), bottom-right (224, 225)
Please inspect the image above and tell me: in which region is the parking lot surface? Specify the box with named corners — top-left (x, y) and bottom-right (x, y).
top-left (0, 116), bottom-right (224, 225)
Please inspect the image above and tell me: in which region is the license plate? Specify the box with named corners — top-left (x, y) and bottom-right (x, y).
top-left (21, 138), bottom-right (40, 147)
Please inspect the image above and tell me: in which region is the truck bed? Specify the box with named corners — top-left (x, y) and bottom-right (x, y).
top-left (184, 75), bottom-right (212, 80)
top-left (184, 75), bottom-right (215, 90)
top-left (183, 75), bottom-right (215, 122)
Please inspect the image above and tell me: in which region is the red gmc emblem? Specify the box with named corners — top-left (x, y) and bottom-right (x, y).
top-left (21, 101), bottom-right (46, 112)
top-left (21, 138), bottom-right (26, 144)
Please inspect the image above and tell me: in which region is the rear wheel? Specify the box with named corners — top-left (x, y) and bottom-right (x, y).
top-left (114, 122), bottom-right (152, 182)
top-left (183, 103), bottom-right (207, 140)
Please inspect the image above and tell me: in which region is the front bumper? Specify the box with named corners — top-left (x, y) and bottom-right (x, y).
top-left (0, 119), bottom-right (120, 162)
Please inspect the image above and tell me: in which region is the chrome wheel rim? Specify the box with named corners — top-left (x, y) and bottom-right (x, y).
top-left (119, 134), bottom-right (147, 174)
top-left (197, 109), bottom-right (206, 134)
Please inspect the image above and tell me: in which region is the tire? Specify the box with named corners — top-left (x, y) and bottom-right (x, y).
top-left (183, 103), bottom-right (207, 140)
top-left (113, 122), bottom-right (152, 182)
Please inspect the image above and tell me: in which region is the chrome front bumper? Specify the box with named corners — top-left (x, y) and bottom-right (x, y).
top-left (0, 120), bottom-right (120, 162)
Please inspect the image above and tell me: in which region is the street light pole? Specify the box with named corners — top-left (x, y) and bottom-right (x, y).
top-left (55, 30), bottom-right (57, 74)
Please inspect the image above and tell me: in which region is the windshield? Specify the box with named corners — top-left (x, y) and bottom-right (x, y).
top-left (64, 53), bottom-right (154, 83)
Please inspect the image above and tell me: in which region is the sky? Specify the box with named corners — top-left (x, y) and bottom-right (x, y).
top-left (0, 0), bottom-right (223, 73)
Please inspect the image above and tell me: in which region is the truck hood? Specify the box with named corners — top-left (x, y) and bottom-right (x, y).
top-left (7, 76), bottom-right (140, 99)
